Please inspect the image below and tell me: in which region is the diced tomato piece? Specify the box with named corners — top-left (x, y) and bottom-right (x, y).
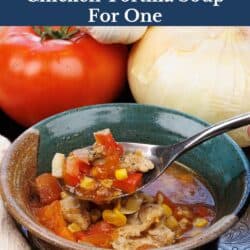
top-left (73, 231), bottom-right (86, 241)
top-left (74, 221), bottom-right (115, 248)
top-left (63, 156), bottom-right (80, 186)
top-left (35, 173), bottom-right (62, 205)
top-left (94, 130), bottom-right (123, 157)
top-left (91, 130), bottom-right (124, 180)
top-left (65, 156), bottom-right (81, 177)
top-left (78, 161), bottom-right (91, 174)
top-left (88, 221), bottom-right (115, 234)
top-left (35, 200), bottom-right (75, 241)
top-left (193, 205), bottom-right (214, 220)
top-left (63, 173), bottom-right (80, 187)
top-left (63, 156), bottom-right (91, 186)
top-left (113, 173), bottom-right (142, 193)
top-left (92, 154), bottom-right (120, 179)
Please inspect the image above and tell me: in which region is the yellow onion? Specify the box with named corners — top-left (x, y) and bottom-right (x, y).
top-left (128, 27), bottom-right (250, 147)
top-left (120, 194), bottom-right (144, 215)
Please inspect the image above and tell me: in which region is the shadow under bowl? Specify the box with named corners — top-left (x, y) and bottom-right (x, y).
top-left (0, 103), bottom-right (249, 250)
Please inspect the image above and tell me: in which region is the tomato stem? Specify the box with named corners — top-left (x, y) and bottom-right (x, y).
top-left (33, 26), bottom-right (79, 41)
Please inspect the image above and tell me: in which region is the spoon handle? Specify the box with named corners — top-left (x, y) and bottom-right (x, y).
top-left (168, 113), bottom-right (250, 159)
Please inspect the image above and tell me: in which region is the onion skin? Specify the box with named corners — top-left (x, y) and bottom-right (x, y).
top-left (128, 27), bottom-right (250, 147)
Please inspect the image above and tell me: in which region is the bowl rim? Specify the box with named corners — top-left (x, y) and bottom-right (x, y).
top-left (0, 103), bottom-right (249, 250)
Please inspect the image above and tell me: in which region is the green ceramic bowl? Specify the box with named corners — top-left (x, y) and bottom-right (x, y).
top-left (0, 104), bottom-right (249, 250)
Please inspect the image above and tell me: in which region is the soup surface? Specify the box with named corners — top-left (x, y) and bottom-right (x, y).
top-left (29, 129), bottom-right (216, 250)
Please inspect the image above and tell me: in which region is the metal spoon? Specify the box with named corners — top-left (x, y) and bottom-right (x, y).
top-left (72, 113), bottom-right (250, 202)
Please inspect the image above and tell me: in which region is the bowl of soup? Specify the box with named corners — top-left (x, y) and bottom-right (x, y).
top-left (0, 104), bottom-right (249, 250)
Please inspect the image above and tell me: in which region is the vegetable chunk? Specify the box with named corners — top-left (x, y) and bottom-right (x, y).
top-left (35, 200), bottom-right (75, 241)
top-left (35, 173), bottom-right (62, 205)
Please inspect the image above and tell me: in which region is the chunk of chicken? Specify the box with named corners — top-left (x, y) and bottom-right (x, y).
top-left (126, 211), bottom-right (140, 225)
top-left (60, 195), bottom-right (90, 230)
top-left (138, 203), bottom-right (165, 225)
top-left (120, 151), bottom-right (154, 173)
top-left (117, 203), bottom-right (165, 238)
top-left (148, 223), bottom-right (175, 246)
top-left (113, 222), bottom-right (175, 250)
top-left (88, 143), bottom-right (105, 162)
top-left (112, 203), bottom-right (174, 250)
top-left (112, 236), bottom-right (158, 250)
top-left (88, 128), bottom-right (111, 161)
top-left (115, 223), bottom-right (145, 239)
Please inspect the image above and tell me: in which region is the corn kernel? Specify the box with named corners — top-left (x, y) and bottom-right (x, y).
top-left (67, 223), bottom-right (81, 233)
top-left (60, 192), bottom-right (68, 199)
top-left (103, 208), bottom-right (127, 227)
top-left (115, 168), bottom-right (128, 180)
top-left (193, 218), bottom-right (208, 228)
top-left (166, 216), bottom-right (179, 230)
top-left (80, 176), bottom-right (96, 190)
top-left (135, 150), bottom-right (143, 156)
top-left (162, 204), bottom-right (173, 217)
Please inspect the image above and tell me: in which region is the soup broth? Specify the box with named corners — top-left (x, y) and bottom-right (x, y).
top-left (144, 162), bottom-right (216, 241)
top-left (29, 129), bottom-right (216, 249)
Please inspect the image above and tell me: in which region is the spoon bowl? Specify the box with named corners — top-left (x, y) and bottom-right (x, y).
top-left (67, 142), bottom-right (162, 202)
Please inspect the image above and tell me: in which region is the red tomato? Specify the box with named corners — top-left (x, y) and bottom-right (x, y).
top-left (113, 173), bottom-right (143, 193)
top-left (92, 154), bottom-right (121, 179)
top-left (63, 173), bottom-right (80, 187)
top-left (94, 130), bottom-right (124, 157)
top-left (36, 200), bottom-right (75, 241)
top-left (74, 221), bottom-right (115, 248)
top-left (35, 173), bottom-right (62, 205)
top-left (78, 161), bottom-right (91, 174)
top-left (193, 205), bottom-right (215, 220)
top-left (91, 130), bottom-right (123, 179)
top-left (0, 27), bottom-right (128, 126)
top-left (64, 156), bottom-right (91, 186)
